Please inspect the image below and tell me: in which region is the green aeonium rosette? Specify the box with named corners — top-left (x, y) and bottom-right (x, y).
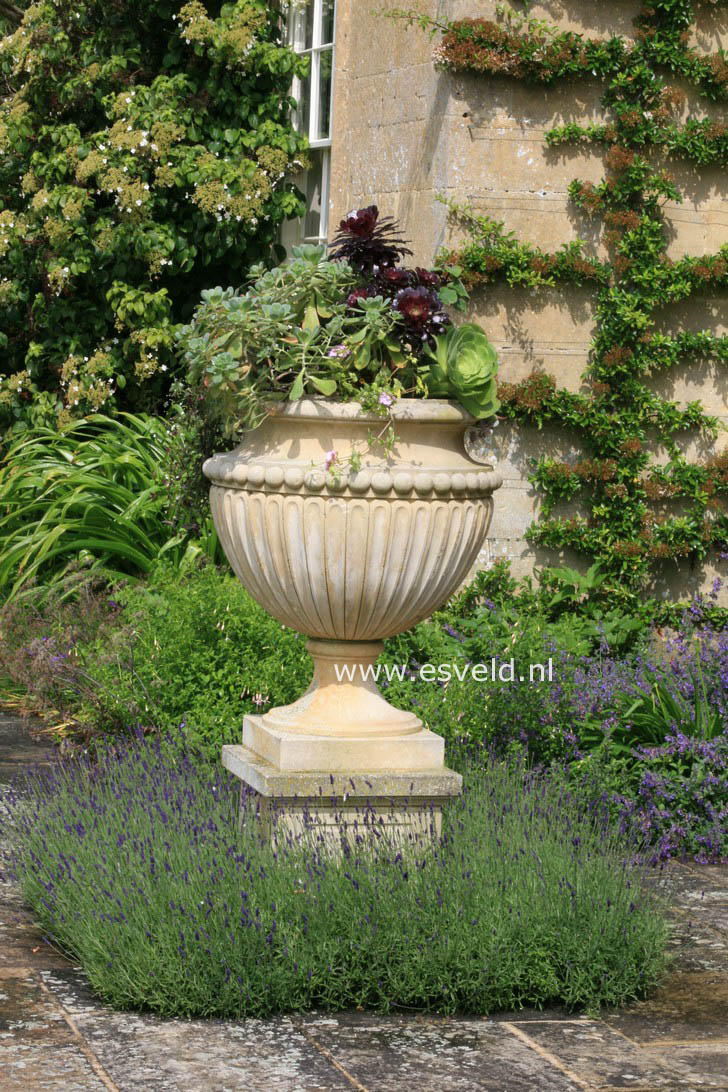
top-left (422, 323), bottom-right (500, 420)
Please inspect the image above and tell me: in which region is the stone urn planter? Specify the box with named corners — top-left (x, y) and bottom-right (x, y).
top-left (203, 398), bottom-right (502, 841)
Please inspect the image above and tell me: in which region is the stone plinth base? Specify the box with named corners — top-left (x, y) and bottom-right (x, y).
top-left (243, 712), bottom-right (446, 772)
top-left (222, 737), bottom-right (462, 851)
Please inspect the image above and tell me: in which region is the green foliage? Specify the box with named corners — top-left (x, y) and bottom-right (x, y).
top-left (573, 732), bottom-right (728, 862)
top-left (611, 674), bottom-right (725, 753)
top-left (408, 2), bottom-right (728, 591)
top-left (448, 559), bottom-right (651, 656)
top-left (0, 413), bottom-right (217, 597)
top-left (0, 563), bottom-right (312, 756)
top-left (179, 236), bottom-right (482, 445)
top-left (380, 561), bottom-right (654, 763)
top-left (422, 322), bottom-right (500, 418)
top-left (178, 245), bottom-right (373, 437)
top-left (7, 737), bottom-right (669, 1017)
top-left (0, 0), bottom-right (307, 433)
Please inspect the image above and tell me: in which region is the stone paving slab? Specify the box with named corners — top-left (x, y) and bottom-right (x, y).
top-left (641, 1043), bottom-right (728, 1091)
top-left (1, 1042), bottom-right (110, 1091)
top-left (603, 970), bottom-right (728, 1044)
top-left (0, 713), bottom-right (55, 785)
top-left (508, 1019), bottom-right (698, 1090)
top-left (297, 1013), bottom-right (585, 1091)
top-left (69, 1010), bottom-right (353, 1092)
top-left (2, 711), bottom-right (728, 1092)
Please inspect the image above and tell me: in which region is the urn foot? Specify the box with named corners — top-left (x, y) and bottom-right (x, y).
top-left (261, 639), bottom-right (421, 738)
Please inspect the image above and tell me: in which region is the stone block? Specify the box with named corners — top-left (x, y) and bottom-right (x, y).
top-left (690, 4), bottom-right (728, 51)
top-left (241, 715), bottom-right (446, 774)
top-left (646, 358), bottom-right (728, 417)
top-left (221, 743), bottom-right (462, 849)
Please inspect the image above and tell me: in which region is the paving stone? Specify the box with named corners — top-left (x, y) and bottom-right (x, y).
top-left (71, 1009), bottom-right (353, 1092)
top-left (0, 973), bottom-right (72, 1045)
top-left (640, 1042), bottom-right (728, 1090)
top-left (492, 1009), bottom-right (595, 1025)
top-left (0, 917), bottom-right (74, 974)
top-left (38, 969), bottom-right (110, 1020)
top-left (677, 868), bottom-right (728, 901)
top-left (0, 1042), bottom-right (109, 1090)
top-left (298, 1012), bottom-right (584, 1091)
top-left (0, 714), bottom-right (55, 785)
top-left (35, 967), bottom-right (353, 1090)
top-left (604, 970), bottom-right (728, 1045)
top-left (508, 1020), bottom-right (689, 1089)
top-left (678, 905), bottom-right (728, 937)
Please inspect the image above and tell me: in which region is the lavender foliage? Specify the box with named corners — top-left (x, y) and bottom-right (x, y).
top-left (3, 732), bottom-right (667, 1019)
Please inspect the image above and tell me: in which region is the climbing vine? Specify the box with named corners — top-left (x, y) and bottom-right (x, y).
top-left (391, 0), bottom-right (728, 596)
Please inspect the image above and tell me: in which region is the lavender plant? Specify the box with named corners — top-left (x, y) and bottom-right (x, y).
top-left (4, 732), bottom-right (668, 1018)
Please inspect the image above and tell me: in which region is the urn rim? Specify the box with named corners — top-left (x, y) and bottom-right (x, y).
top-left (263, 396), bottom-right (479, 426)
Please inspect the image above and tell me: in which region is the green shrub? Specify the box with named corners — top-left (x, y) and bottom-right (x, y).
top-left (0, 563), bottom-right (312, 755)
top-left (571, 732), bottom-right (728, 863)
top-left (6, 733), bottom-right (669, 1017)
top-left (0, 413), bottom-right (218, 596)
top-left (0, 558), bottom-right (643, 759)
top-left (0, 0), bottom-right (307, 432)
top-left (80, 564), bottom-right (312, 754)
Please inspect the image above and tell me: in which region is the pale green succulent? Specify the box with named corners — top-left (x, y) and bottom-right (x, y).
top-left (422, 323), bottom-right (500, 419)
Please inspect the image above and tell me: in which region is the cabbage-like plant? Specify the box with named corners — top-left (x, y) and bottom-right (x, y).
top-left (422, 323), bottom-right (500, 420)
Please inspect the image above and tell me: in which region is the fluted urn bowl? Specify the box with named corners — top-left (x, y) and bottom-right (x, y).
top-left (203, 399), bottom-right (501, 741)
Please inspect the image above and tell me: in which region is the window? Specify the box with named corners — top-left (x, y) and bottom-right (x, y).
top-left (281, 1), bottom-right (336, 249)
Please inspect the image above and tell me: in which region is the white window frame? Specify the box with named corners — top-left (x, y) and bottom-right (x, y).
top-left (282, 1), bottom-right (336, 248)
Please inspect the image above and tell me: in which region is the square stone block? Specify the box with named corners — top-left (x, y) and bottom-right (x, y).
top-left (221, 742), bottom-right (463, 850)
top-left (242, 714), bottom-right (447, 773)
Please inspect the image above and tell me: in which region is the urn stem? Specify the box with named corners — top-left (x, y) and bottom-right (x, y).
top-left (259, 638), bottom-right (423, 738)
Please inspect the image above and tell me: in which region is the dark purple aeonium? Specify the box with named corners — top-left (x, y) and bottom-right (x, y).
top-left (375, 266), bottom-right (415, 293)
top-left (329, 205), bottom-right (413, 272)
top-left (393, 286), bottom-right (450, 340)
top-left (345, 287), bottom-right (373, 310)
top-left (331, 205), bottom-right (453, 349)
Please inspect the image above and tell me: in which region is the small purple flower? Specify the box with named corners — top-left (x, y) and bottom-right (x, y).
top-left (325, 450), bottom-right (337, 470)
top-left (378, 392), bottom-right (393, 407)
top-left (327, 344), bottom-right (350, 359)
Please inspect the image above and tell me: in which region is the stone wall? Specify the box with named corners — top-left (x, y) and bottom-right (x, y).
top-left (329, 0), bottom-right (728, 599)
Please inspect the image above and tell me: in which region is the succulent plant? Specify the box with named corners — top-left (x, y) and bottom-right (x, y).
top-left (329, 204), bottom-right (413, 272)
top-left (393, 286), bottom-right (450, 339)
top-left (182, 206), bottom-right (492, 437)
top-left (423, 322), bottom-right (500, 420)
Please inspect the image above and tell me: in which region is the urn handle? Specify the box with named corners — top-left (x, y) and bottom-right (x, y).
top-left (464, 422), bottom-right (497, 466)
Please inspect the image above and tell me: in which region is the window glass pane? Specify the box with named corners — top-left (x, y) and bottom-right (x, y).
top-left (286, 7), bottom-right (305, 50)
top-left (303, 151), bottom-right (324, 239)
top-left (317, 48), bottom-right (333, 140)
top-left (293, 70), bottom-right (311, 136)
top-left (320, 0), bottom-right (335, 45)
top-left (304, 2), bottom-right (315, 49)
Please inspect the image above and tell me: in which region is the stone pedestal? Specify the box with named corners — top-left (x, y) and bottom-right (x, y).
top-left (222, 721), bottom-right (462, 850)
top-left (204, 401), bottom-right (499, 851)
